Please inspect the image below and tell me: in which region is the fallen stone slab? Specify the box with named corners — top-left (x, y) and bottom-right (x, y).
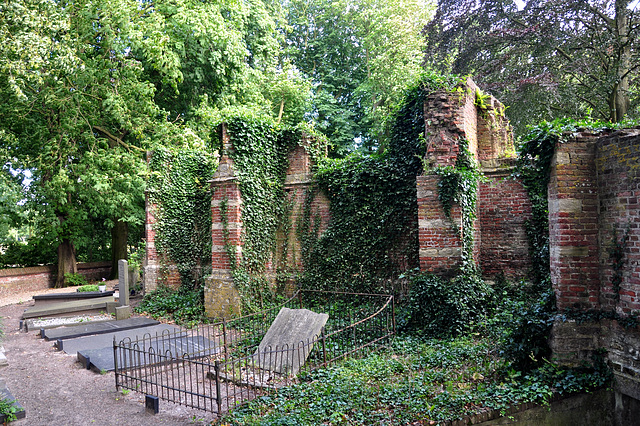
top-left (23, 314), bottom-right (114, 332)
top-left (21, 296), bottom-right (115, 319)
top-left (0, 379), bottom-right (26, 422)
top-left (254, 307), bottom-right (328, 376)
top-left (42, 317), bottom-right (160, 341)
top-left (59, 324), bottom-right (181, 355)
top-left (33, 291), bottom-right (115, 306)
top-left (78, 332), bottom-right (218, 373)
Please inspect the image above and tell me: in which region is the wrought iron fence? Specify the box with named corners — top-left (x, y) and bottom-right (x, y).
top-left (114, 289), bottom-right (394, 416)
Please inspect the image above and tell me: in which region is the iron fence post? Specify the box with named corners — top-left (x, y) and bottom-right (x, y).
top-left (321, 329), bottom-right (327, 367)
top-left (215, 360), bottom-right (222, 415)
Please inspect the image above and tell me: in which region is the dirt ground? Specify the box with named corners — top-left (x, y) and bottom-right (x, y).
top-left (0, 288), bottom-right (220, 426)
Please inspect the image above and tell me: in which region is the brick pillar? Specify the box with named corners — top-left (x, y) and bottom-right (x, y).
top-left (142, 191), bottom-right (159, 293)
top-left (205, 124), bottom-right (242, 319)
top-left (417, 175), bottom-right (463, 274)
top-left (549, 137), bottom-right (600, 310)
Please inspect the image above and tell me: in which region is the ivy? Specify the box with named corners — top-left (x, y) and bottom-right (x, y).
top-left (148, 147), bottom-right (216, 289)
top-left (217, 115), bottom-right (307, 311)
top-left (433, 138), bottom-right (483, 271)
top-left (297, 77), bottom-right (436, 294)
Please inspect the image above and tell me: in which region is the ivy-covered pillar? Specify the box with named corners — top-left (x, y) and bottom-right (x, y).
top-left (205, 124), bottom-right (242, 319)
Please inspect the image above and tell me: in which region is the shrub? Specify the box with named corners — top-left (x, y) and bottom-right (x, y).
top-left (134, 286), bottom-right (208, 327)
top-left (63, 273), bottom-right (89, 287)
top-left (404, 272), bottom-right (494, 337)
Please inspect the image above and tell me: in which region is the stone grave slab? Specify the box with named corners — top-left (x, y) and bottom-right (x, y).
top-left (60, 324), bottom-right (180, 355)
top-left (21, 296), bottom-right (115, 319)
top-left (23, 314), bottom-right (113, 332)
top-left (0, 379), bottom-right (25, 422)
top-left (77, 332), bottom-right (218, 372)
top-left (42, 317), bottom-right (159, 341)
top-left (254, 307), bottom-right (328, 376)
top-left (33, 291), bottom-right (115, 306)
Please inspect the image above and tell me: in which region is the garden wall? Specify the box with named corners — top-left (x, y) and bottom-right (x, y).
top-left (547, 128), bottom-right (640, 416)
top-left (0, 262), bottom-right (111, 298)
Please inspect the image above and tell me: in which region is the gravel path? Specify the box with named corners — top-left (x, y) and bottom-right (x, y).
top-left (0, 289), bottom-right (219, 425)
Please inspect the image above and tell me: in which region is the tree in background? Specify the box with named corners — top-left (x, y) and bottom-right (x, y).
top-left (285, 0), bottom-right (433, 155)
top-left (424, 0), bottom-right (640, 134)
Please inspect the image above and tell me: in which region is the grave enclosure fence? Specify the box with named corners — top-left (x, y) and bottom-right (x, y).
top-left (113, 290), bottom-right (395, 416)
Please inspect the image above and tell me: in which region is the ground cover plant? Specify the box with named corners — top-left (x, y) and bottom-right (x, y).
top-left (219, 276), bottom-right (611, 425)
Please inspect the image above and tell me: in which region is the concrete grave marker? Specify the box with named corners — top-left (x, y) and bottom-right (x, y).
top-left (254, 307), bottom-right (328, 376)
top-left (118, 259), bottom-right (129, 307)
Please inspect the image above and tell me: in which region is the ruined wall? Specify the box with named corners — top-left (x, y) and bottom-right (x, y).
top-left (548, 128), bottom-right (640, 410)
top-left (204, 126), bottom-right (330, 318)
top-left (418, 78), bottom-right (532, 280)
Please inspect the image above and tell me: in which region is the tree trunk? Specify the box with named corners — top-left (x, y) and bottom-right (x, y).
top-left (612, 0), bottom-right (631, 122)
top-left (110, 220), bottom-right (128, 279)
top-left (56, 238), bottom-right (77, 288)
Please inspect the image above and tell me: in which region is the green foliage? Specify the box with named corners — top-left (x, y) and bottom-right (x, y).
top-left (76, 284), bottom-right (100, 293)
top-left (63, 273), bottom-right (89, 288)
top-left (221, 331), bottom-right (610, 425)
top-left (402, 272), bottom-right (494, 337)
top-left (0, 239), bottom-right (56, 269)
top-left (433, 138), bottom-right (483, 270)
top-left (284, 0), bottom-right (434, 154)
top-left (148, 148), bottom-right (216, 289)
top-left (298, 78), bottom-right (434, 294)
top-left (0, 397), bottom-right (19, 423)
top-left (134, 286), bottom-right (208, 327)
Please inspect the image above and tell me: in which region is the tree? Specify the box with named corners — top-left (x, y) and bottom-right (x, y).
top-left (285, 0), bottom-right (433, 155)
top-left (424, 0), bottom-right (640, 134)
top-left (0, 0), bottom-right (201, 285)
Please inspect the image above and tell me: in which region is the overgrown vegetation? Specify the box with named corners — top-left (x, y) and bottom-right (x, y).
top-left (135, 286), bottom-right (208, 328)
top-left (298, 71), bottom-right (463, 294)
top-left (0, 397), bottom-right (19, 423)
top-left (148, 148), bottom-right (216, 290)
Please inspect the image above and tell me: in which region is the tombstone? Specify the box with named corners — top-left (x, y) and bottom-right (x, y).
top-left (118, 259), bottom-right (129, 307)
top-left (254, 307), bottom-right (329, 376)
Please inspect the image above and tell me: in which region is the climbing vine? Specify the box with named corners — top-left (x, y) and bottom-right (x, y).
top-left (218, 115), bottom-right (308, 311)
top-left (148, 147), bottom-right (216, 289)
top-left (298, 72), bottom-right (464, 294)
top-left (433, 139), bottom-right (483, 271)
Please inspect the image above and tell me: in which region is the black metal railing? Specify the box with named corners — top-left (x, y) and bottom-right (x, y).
top-left (114, 290), bottom-right (394, 416)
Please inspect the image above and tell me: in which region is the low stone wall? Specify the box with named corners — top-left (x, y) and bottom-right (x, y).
top-left (0, 262), bottom-right (111, 298)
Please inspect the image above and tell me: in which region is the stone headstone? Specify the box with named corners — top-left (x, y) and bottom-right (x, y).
top-left (118, 259), bottom-right (129, 307)
top-left (254, 307), bottom-right (328, 376)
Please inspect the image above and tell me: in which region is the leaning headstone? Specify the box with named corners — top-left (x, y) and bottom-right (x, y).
top-left (254, 307), bottom-right (328, 376)
top-left (118, 259), bottom-right (129, 307)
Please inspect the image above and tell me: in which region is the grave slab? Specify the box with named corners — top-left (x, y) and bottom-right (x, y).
top-left (24, 314), bottom-right (113, 332)
top-left (254, 307), bottom-right (328, 376)
top-left (0, 379), bottom-right (26, 422)
top-left (21, 296), bottom-right (115, 319)
top-left (33, 291), bottom-right (115, 306)
top-left (61, 324), bottom-right (181, 355)
top-left (42, 317), bottom-right (159, 341)
top-left (77, 332), bottom-right (218, 372)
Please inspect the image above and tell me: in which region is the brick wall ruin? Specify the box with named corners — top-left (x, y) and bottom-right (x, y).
top-left (547, 128), bottom-right (640, 411)
top-left (417, 78), bottom-right (532, 280)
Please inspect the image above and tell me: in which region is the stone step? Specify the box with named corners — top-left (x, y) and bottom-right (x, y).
top-left (77, 332), bottom-right (218, 373)
top-left (21, 296), bottom-right (115, 319)
top-left (42, 317), bottom-right (160, 341)
top-left (60, 324), bottom-right (181, 355)
top-left (33, 291), bottom-right (115, 306)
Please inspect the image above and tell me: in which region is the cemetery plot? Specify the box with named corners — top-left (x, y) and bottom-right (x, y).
top-left (114, 290), bottom-right (395, 416)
